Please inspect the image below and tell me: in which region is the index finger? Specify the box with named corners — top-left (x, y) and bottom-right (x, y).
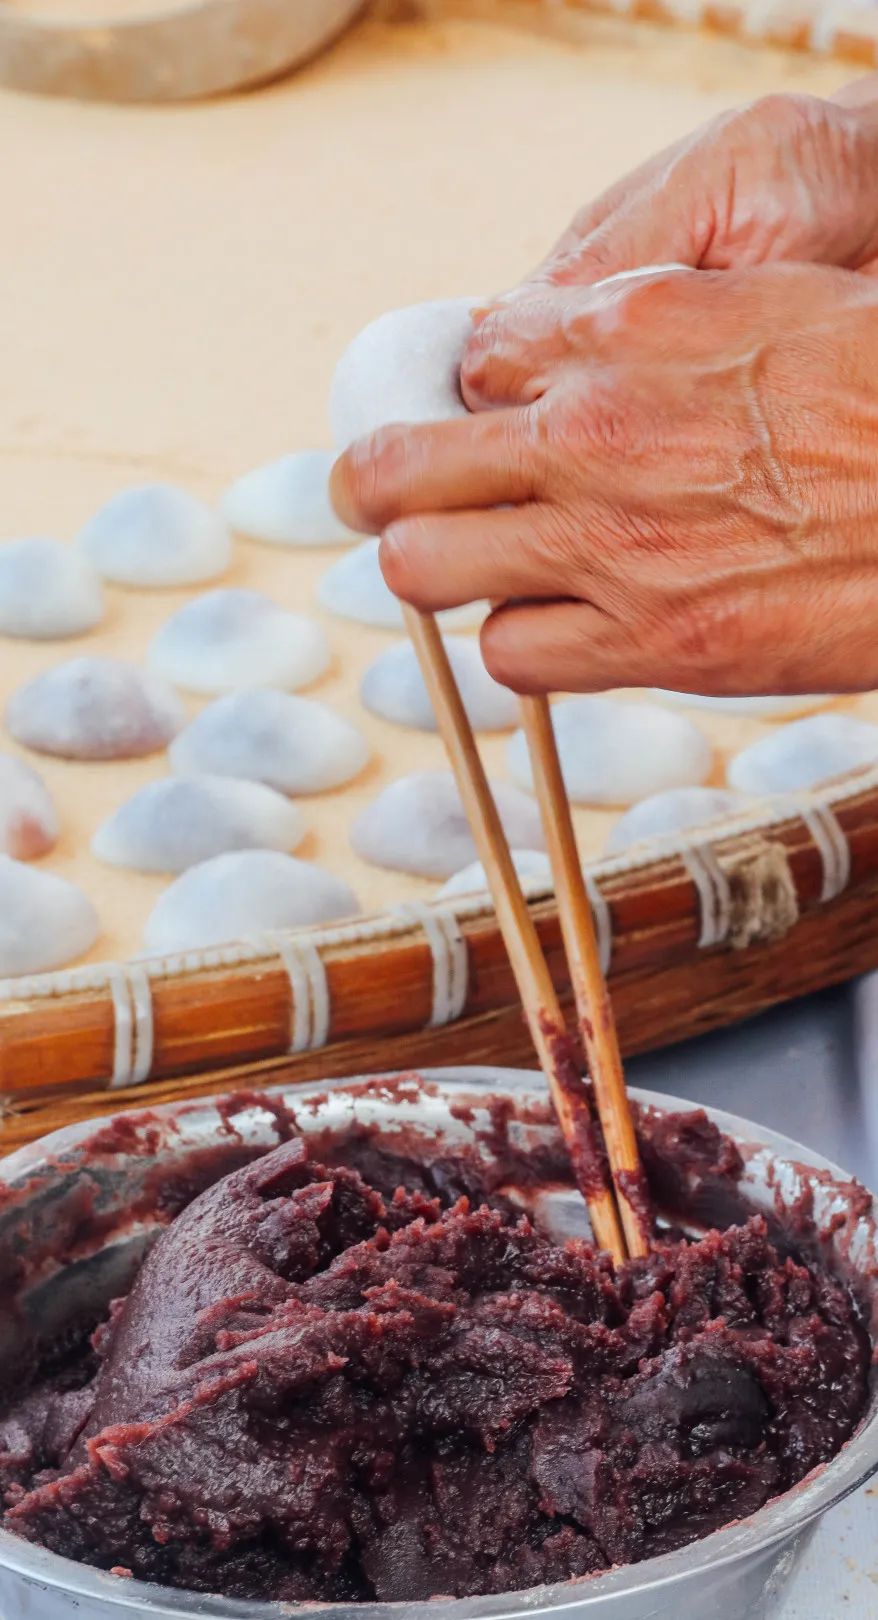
top-left (329, 408), bottom-right (548, 535)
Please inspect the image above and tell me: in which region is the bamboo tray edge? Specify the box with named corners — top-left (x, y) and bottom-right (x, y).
top-left (3, 766), bottom-right (878, 1152)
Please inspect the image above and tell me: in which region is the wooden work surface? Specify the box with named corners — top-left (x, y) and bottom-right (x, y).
top-left (0, 4), bottom-right (864, 968)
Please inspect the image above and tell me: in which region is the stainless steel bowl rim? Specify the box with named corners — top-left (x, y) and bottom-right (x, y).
top-left (0, 1065), bottom-right (875, 1620)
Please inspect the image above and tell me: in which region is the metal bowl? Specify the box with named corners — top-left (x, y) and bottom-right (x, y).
top-left (0, 1066), bottom-right (875, 1620)
top-left (0, 0), bottom-right (367, 103)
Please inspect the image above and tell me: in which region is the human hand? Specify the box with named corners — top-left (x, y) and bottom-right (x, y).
top-left (331, 263), bottom-right (878, 696)
top-left (488, 83), bottom-right (878, 305)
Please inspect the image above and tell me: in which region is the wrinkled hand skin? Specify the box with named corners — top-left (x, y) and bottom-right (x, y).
top-left (331, 87), bottom-right (878, 697)
top-left (501, 84), bottom-right (878, 295)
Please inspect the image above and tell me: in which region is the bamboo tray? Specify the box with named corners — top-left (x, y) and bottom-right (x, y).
top-left (1, 5), bottom-right (874, 1153)
top-left (3, 763), bottom-right (878, 1153)
top-left (2, 0), bottom-right (877, 108)
top-left (536, 0), bottom-right (878, 68)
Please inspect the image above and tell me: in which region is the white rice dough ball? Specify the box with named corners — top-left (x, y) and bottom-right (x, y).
top-left (330, 297), bottom-right (479, 447)
top-left (351, 770), bottom-right (545, 880)
top-left (92, 777), bottom-right (307, 874)
top-left (0, 537), bottom-right (104, 639)
top-left (507, 696), bottom-right (712, 807)
top-left (728, 714), bottom-right (878, 795)
top-left (148, 589), bottom-right (330, 695)
top-left (360, 635), bottom-right (518, 732)
top-left (143, 851), bottom-right (360, 954)
top-left (169, 688), bottom-right (369, 796)
top-left (0, 856), bottom-right (99, 975)
top-left (652, 690), bottom-right (830, 720)
top-left (605, 787), bottom-right (747, 855)
top-left (77, 484), bottom-right (231, 587)
top-left (0, 754), bottom-right (59, 859)
top-left (6, 657), bottom-right (185, 760)
top-left (319, 539), bottom-right (485, 632)
top-left (438, 849), bottom-right (552, 900)
top-left (222, 451), bottom-right (360, 548)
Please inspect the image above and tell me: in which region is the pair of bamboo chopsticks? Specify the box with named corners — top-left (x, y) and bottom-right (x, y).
top-left (404, 606), bottom-right (649, 1265)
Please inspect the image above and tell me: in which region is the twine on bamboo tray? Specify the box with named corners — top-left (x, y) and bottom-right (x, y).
top-left (252, 934), bottom-right (331, 1056)
top-left (583, 870), bottom-right (613, 974)
top-left (392, 903), bottom-right (469, 1028)
top-left (107, 964), bottom-right (155, 1090)
top-left (485, 0), bottom-right (878, 68)
top-left (0, 768), bottom-right (871, 1116)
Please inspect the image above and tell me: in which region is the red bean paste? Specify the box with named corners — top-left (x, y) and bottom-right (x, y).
top-left (0, 1129), bottom-right (870, 1603)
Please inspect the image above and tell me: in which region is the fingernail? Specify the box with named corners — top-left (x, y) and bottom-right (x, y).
top-left (327, 452), bottom-right (359, 529)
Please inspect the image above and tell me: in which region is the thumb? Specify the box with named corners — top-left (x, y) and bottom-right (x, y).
top-left (475, 155), bottom-right (709, 325)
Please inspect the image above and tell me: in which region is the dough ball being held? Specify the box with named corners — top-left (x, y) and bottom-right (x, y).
top-left (438, 849), bottom-right (551, 899)
top-left (605, 787), bottom-right (747, 855)
top-left (319, 538), bottom-right (485, 632)
top-left (0, 856), bottom-right (99, 975)
top-left (728, 713), bottom-right (878, 794)
top-left (330, 297), bottom-right (480, 447)
top-left (149, 589), bottom-right (330, 695)
top-left (77, 485), bottom-right (231, 588)
top-left (6, 657), bottom-right (185, 761)
top-left (170, 689), bottom-right (369, 796)
top-left (143, 851), bottom-right (359, 954)
top-left (361, 636), bottom-right (518, 732)
top-left (0, 538), bottom-right (104, 640)
top-left (351, 770), bottom-right (545, 879)
top-left (0, 754), bottom-right (59, 858)
top-left (93, 777), bottom-right (306, 874)
top-left (222, 452), bottom-right (360, 548)
top-left (507, 697), bottom-right (711, 807)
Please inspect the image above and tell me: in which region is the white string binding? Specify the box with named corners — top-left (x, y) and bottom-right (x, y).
top-left (435, 905), bottom-right (469, 1024)
top-left (127, 962), bottom-right (155, 1085)
top-left (107, 966), bottom-right (133, 1089)
top-left (394, 902), bottom-right (469, 1027)
top-left (795, 799), bottom-right (851, 903)
top-left (107, 963), bottom-right (155, 1089)
top-left (583, 868), bottom-right (613, 975)
top-left (259, 933), bottom-right (331, 1054)
top-left (681, 844), bottom-right (733, 949)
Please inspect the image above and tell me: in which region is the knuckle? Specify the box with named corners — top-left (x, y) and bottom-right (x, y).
top-left (379, 519), bottom-right (430, 605)
top-left (460, 320), bottom-right (502, 398)
top-left (479, 614), bottom-right (529, 693)
top-left (463, 299), bottom-right (559, 406)
top-left (529, 501), bottom-right (597, 588)
top-left (743, 92), bottom-right (820, 144)
top-left (597, 266), bottom-right (692, 333)
top-left (574, 241), bottom-right (626, 285)
top-left (327, 450), bottom-right (360, 529)
top-left (499, 408), bottom-right (548, 488)
top-left (666, 591), bottom-right (746, 677)
top-left (551, 379), bottom-right (632, 462)
top-left (345, 427), bottom-right (401, 515)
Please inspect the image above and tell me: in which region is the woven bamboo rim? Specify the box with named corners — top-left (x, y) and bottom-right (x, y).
top-left (0, 0), bottom-right (366, 102)
top-left (424, 0), bottom-right (878, 70)
top-left (2, 765), bottom-right (877, 1152)
top-left (492, 0), bottom-right (878, 68)
top-left (2, 0), bottom-right (877, 106)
